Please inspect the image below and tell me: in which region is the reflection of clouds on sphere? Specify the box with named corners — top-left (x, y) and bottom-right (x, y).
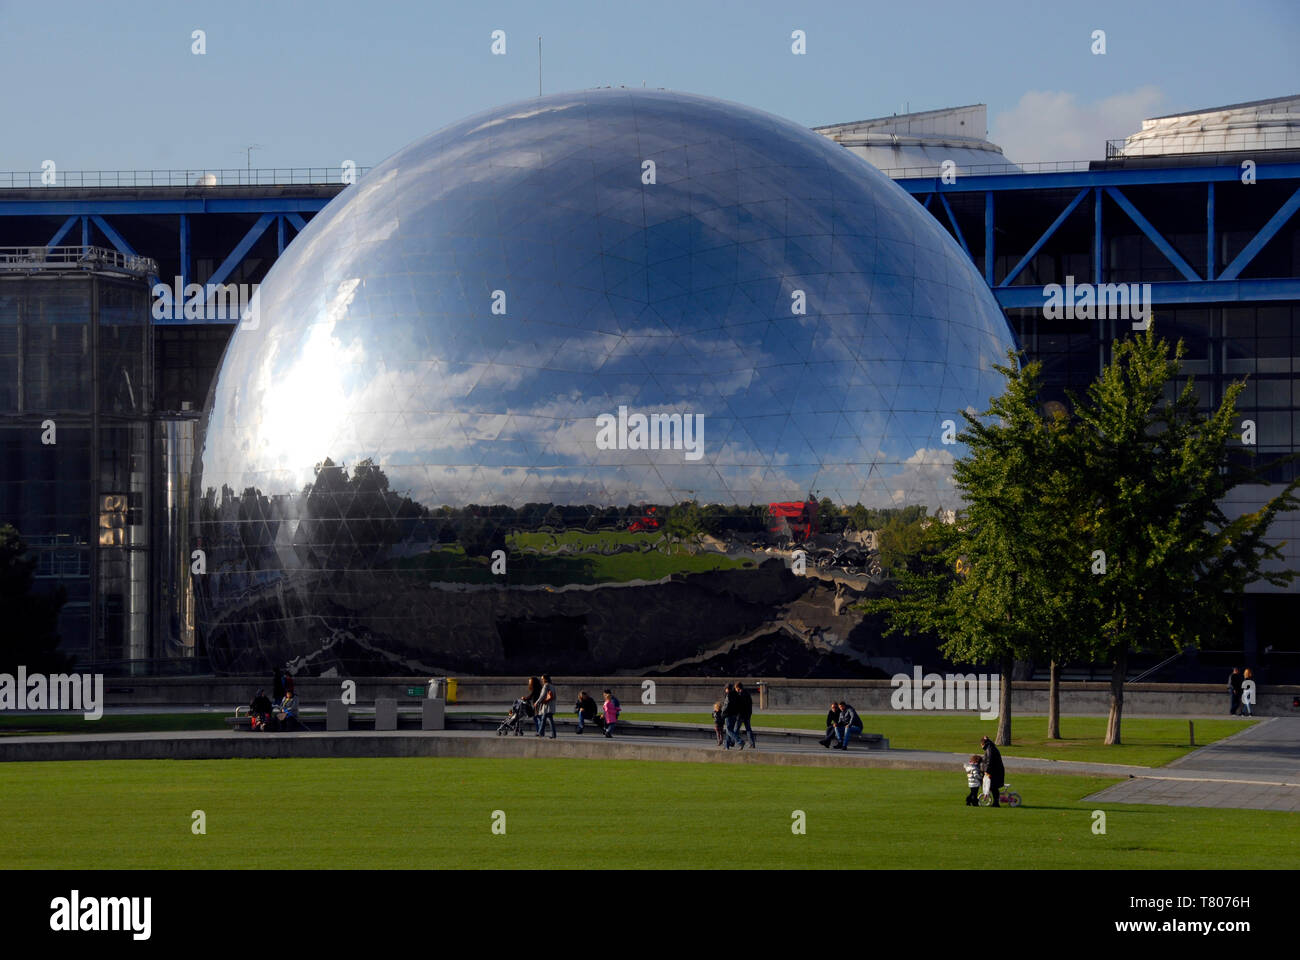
top-left (198, 88), bottom-right (1015, 511)
top-left (192, 89), bottom-right (1017, 676)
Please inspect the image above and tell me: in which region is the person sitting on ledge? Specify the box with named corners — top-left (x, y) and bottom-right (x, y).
top-left (832, 700), bottom-right (862, 750)
top-left (249, 689), bottom-right (274, 731)
top-left (575, 690), bottom-right (601, 734)
top-left (276, 690), bottom-right (302, 732)
top-left (818, 700), bottom-right (840, 748)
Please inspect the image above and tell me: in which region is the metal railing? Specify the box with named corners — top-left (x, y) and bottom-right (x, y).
top-left (877, 158), bottom-right (1094, 179)
top-left (0, 167), bottom-right (372, 188)
top-left (0, 245), bottom-right (158, 277)
top-left (1107, 129), bottom-right (1300, 158)
top-left (1129, 651), bottom-right (1184, 683)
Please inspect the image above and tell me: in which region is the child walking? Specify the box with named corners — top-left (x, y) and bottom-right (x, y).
top-left (601, 689), bottom-right (621, 738)
top-left (711, 701), bottom-right (725, 746)
top-left (964, 754), bottom-right (983, 806)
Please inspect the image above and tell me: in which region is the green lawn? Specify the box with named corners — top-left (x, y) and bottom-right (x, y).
top-left (622, 712), bottom-right (1255, 767)
top-left (0, 712), bottom-right (229, 737)
top-left (392, 538), bottom-right (751, 584)
top-left (0, 757), bottom-right (1293, 869)
top-left (4, 711), bottom-right (1253, 768)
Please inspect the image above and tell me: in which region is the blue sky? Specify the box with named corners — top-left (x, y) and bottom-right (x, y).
top-left (1, 0), bottom-right (1297, 172)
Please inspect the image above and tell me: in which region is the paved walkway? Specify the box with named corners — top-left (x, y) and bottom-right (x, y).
top-left (1083, 717), bottom-right (1300, 812)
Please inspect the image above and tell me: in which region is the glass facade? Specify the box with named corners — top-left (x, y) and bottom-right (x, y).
top-left (1010, 302), bottom-right (1300, 482)
top-left (193, 89), bottom-right (1017, 675)
top-left (0, 269), bottom-right (153, 663)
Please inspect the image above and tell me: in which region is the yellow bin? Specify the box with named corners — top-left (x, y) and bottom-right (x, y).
top-left (446, 678), bottom-right (458, 704)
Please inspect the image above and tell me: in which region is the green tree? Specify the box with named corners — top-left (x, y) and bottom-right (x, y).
top-left (875, 509), bottom-right (935, 577)
top-left (0, 524), bottom-right (71, 674)
top-left (1069, 326), bottom-right (1300, 744)
top-left (664, 499), bottom-right (703, 544)
top-left (864, 351), bottom-right (1082, 745)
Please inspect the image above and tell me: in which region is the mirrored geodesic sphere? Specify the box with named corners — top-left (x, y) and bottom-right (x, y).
top-left (193, 88), bottom-right (1016, 676)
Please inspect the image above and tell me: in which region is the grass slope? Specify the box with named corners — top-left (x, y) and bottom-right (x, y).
top-left (0, 713), bottom-right (229, 737)
top-left (0, 757), bottom-right (1294, 869)
top-left (623, 713), bottom-right (1256, 767)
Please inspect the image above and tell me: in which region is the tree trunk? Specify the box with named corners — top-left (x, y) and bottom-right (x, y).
top-left (1105, 650), bottom-right (1127, 745)
top-left (995, 657), bottom-right (1013, 746)
top-left (1048, 659), bottom-right (1061, 739)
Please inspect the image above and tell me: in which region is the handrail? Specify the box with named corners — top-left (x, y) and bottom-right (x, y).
top-left (0, 245), bottom-right (157, 276)
top-left (1129, 652), bottom-right (1184, 683)
top-left (0, 167), bottom-right (372, 188)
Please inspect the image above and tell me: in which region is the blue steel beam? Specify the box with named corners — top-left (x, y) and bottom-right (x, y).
top-left (277, 215), bottom-right (286, 255)
top-left (1218, 184), bottom-right (1300, 282)
top-left (984, 191), bottom-right (993, 286)
top-left (1206, 182), bottom-right (1216, 282)
top-left (203, 213), bottom-right (275, 300)
top-left (1093, 188), bottom-right (1102, 286)
top-left (1104, 187), bottom-right (1201, 282)
top-left (895, 162), bottom-right (1300, 194)
top-left (90, 215), bottom-right (141, 257)
top-left (937, 191), bottom-right (969, 256)
top-left (285, 213), bottom-right (307, 231)
top-left (80, 217), bottom-right (89, 247)
top-left (45, 215), bottom-right (77, 247)
top-left (922, 193), bottom-right (933, 210)
top-left (179, 213), bottom-right (190, 289)
top-left (999, 187), bottom-right (1089, 287)
top-left (993, 277), bottom-right (1300, 310)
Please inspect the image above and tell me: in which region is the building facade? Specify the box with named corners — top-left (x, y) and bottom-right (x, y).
top-left (1, 94), bottom-right (1297, 677)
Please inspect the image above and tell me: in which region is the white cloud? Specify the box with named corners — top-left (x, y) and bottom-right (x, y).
top-left (991, 86), bottom-right (1165, 164)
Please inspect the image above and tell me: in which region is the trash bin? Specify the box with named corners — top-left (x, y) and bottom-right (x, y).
top-left (447, 678), bottom-right (458, 704)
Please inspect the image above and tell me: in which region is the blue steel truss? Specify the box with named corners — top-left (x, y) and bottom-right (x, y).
top-left (0, 195), bottom-right (335, 322)
top-left (2, 161), bottom-right (1298, 324)
top-left (902, 161), bottom-right (1300, 309)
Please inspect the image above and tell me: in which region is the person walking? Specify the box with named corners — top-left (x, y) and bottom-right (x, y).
top-left (963, 754), bottom-right (983, 806)
top-left (601, 689), bottom-right (620, 738)
top-left (721, 683), bottom-right (744, 750)
top-left (980, 735), bottom-right (1005, 807)
top-left (734, 680), bottom-right (757, 749)
top-left (534, 674), bottom-right (557, 738)
top-left (1228, 667), bottom-right (1244, 715)
top-left (1241, 668), bottom-right (1255, 717)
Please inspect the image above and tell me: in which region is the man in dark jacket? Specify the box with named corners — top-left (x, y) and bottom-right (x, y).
top-left (574, 690), bottom-right (601, 734)
top-left (721, 683), bottom-right (744, 750)
top-left (734, 681), bottom-right (757, 749)
top-left (833, 700), bottom-right (863, 750)
top-left (981, 735), bottom-right (1005, 807)
top-left (1228, 667), bottom-right (1244, 715)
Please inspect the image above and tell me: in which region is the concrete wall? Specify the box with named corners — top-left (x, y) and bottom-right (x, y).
top-left (102, 675), bottom-right (1299, 717)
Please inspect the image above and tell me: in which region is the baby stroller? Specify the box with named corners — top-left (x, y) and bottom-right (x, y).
top-left (496, 697), bottom-right (533, 736)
